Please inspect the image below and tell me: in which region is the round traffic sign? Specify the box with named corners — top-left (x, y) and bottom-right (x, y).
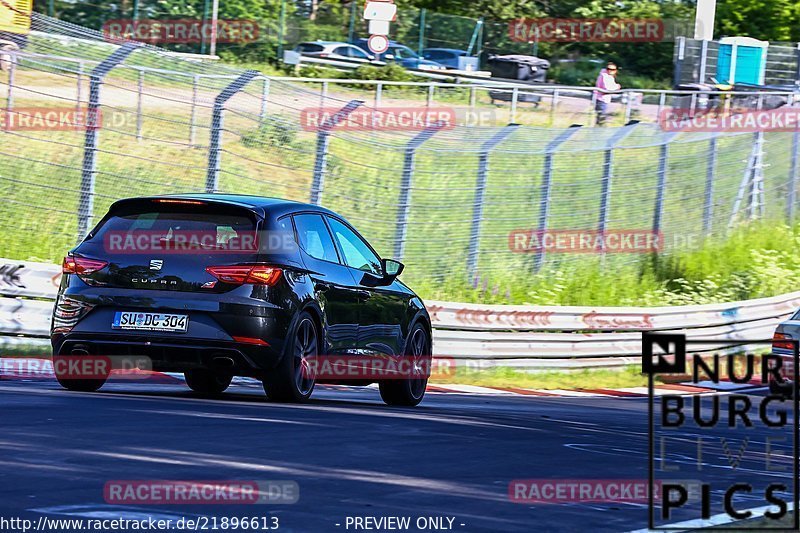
top-left (367, 34), bottom-right (389, 55)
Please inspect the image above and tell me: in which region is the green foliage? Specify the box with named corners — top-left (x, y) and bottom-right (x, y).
top-left (415, 222), bottom-right (800, 307)
top-left (352, 63), bottom-right (417, 82)
top-left (240, 115), bottom-right (299, 149)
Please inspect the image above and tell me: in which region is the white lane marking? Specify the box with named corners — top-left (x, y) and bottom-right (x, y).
top-left (148, 409), bottom-right (326, 426)
top-left (626, 501), bottom-right (795, 532)
top-left (29, 504), bottom-right (200, 522)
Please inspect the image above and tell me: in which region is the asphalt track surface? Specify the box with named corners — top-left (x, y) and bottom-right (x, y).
top-left (0, 379), bottom-right (791, 532)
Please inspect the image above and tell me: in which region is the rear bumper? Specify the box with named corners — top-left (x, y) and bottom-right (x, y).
top-left (51, 333), bottom-right (281, 377)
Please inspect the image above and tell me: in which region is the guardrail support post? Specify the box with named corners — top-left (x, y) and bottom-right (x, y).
top-left (598, 122), bottom-right (640, 244)
top-left (652, 132), bottom-right (680, 240)
top-left (310, 100), bottom-right (363, 205)
top-left (467, 123), bottom-right (520, 279)
top-left (789, 130), bottom-right (800, 222)
top-left (78, 43), bottom-right (140, 242)
top-left (205, 69), bottom-right (260, 193)
top-left (703, 134), bottom-right (719, 235)
top-left (535, 125), bottom-right (581, 272)
top-left (394, 122), bottom-right (445, 261)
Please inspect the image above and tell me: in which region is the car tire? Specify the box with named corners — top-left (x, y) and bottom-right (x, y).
top-left (184, 369), bottom-right (232, 395)
top-left (379, 324), bottom-right (429, 407)
top-left (53, 352), bottom-right (108, 393)
top-left (263, 311), bottom-right (318, 403)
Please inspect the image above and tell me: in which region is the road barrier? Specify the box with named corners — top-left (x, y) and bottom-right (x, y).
top-left (1, 258), bottom-right (794, 370)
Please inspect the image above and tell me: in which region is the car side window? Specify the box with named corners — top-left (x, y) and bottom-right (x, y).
top-left (326, 217), bottom-right (382, 275)
top-left (332, 46), bottom-right (351, 57)
top-left (348, 46), bottom-right (369, 59)
top-left (293, 214), bottom-right (339, 263)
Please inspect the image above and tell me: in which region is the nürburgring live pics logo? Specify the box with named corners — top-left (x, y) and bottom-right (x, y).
top-left (643, 333), bottom-right (799, 530)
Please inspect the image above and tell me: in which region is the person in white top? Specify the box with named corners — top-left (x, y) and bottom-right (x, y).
top-left (594, 62), bottom-right (621, 126)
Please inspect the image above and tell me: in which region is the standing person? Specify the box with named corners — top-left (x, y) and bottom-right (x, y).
top-left (594, 62), bottom-right (621, 126)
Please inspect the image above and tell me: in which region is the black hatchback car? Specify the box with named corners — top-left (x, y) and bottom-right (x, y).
top-left (50, 195), bottom-right (432, 406)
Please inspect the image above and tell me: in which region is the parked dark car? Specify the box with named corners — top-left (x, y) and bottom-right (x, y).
top-left (422, 48), bottom-right (475, 70)
top-left (353, 39), bottom-right (445, 71)
top-left (50, 195), bottom-right (432, 406)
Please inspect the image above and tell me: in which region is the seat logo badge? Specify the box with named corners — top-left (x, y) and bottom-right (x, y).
top-left (149, 259), bottom-right (164, 271)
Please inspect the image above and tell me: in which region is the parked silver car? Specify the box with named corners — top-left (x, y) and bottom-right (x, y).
top-left (294, 41), bottom-right (380, 65)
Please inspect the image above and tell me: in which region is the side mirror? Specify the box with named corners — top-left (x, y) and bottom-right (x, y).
top-left (382, 258), bottom-right (404, 278)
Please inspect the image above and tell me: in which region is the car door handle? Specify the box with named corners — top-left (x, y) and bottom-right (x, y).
top-left (356, 290), bottom-right (371, 299)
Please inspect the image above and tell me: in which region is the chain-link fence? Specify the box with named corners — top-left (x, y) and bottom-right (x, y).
top-left (2, 14), bottom-right (799, 303)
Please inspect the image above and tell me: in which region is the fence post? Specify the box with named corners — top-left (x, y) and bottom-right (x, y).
top-left (5, 55), bottom-right (14, 115)
top-left (549, 89), bottom-right (559, 126)
top-left (597, 122), bottom-right (639, 241)
top-left (260, 76), bottom-right (270, 122)
top-left (394, 122), bottom-right (445, 260)
top-left (534, 125), bottom-right (581, 272)
top-left (703, 133), bottom-right (719, 235)
top-left (426, 84), bottom-right (434, 108)
top-left (789, 130), bottom-right (800, 222)
top-left (189, 74), bottom-right (199, 146)
top-left (310, 100), bottom-right (363, 205)
top-left (205, 69), bottom-right (260, 193)
top-left (795, 43), bottom-right (800, 85)
top-left (698, 39), bottom-right (709, 83)
top-left (652, 131), bottom-right (680, 239)
top-left (375, 83), bottom-right (383, 107)
top-left (466, 123), bottom-right (520, 279)
top-left (136, 68), bottom-right (144, 141)
top-left (76, 60), bottom-right (84, 115)
top-left (673, 36), bottom-right (685, 85)
top-left (78, 43), bottom-right (140, 242)
top-left (510, 87), bottom-right (518, 123)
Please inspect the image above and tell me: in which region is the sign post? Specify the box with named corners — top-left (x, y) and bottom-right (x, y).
top-left (364, 0), bottom-right (396, 55)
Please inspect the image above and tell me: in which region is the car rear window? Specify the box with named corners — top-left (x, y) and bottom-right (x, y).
top-left (89, 203), bottom-right (258, 252)
top-left (297, 43), bottom-right (324, 53)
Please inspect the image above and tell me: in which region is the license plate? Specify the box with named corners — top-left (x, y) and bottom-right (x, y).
top-left (112, 312), bottom-right (188, 332)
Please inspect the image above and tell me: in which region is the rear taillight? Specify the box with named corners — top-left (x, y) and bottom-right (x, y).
top-left (62, 256), bottom-right (108, 275)
top-left (206, 265), bottom-right (282, 286)
top-left (773, 332), bottom-right (794, 351)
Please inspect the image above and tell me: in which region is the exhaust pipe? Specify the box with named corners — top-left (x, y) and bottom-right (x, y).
top-left (212, 356), bottom-right (235, 368)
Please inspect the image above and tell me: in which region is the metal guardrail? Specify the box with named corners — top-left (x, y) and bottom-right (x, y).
top-left (1, 258), bottom-right (794, 369)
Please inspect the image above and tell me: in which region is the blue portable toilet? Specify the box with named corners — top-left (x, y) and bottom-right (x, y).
top-left (716, 36), bottom-right (768, 85)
